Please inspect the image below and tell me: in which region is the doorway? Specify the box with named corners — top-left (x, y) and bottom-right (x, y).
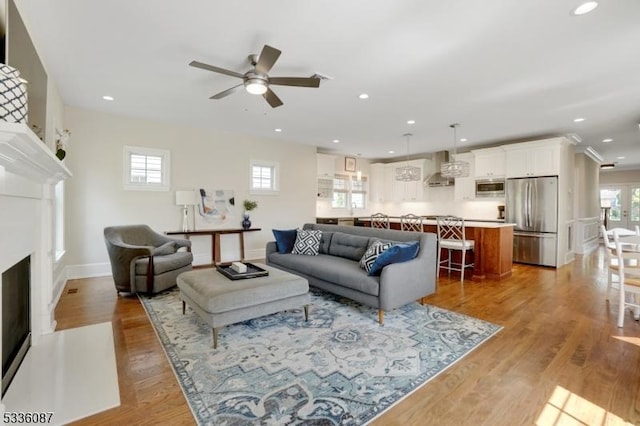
top-left (600, 184), bottom-right (640, 230)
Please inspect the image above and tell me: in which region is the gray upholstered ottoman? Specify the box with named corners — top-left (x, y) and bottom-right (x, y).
top-left (177, 264), bottom-right (310, 348)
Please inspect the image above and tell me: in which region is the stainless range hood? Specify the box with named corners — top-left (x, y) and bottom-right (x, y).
top-left (424, 151), bottom-right (455, 187)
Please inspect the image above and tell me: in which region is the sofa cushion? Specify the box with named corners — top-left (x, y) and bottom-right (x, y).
top-left (292, 229), bottom-right (322, 256)
top-left (135, 251), bottom-right (194, 275)
top-left (368, 241), bottom-right (420, 276)
top-left (328, 232), bottom-right (370, 261)
top-left (359, 240), bottom-right (392, 273)
top-left (269, 253), bottom-right (381, 296)
top-left (272, 229), bottom-right (297, 254)
top-left (319, 232), bottom-right (333, 254)
top-left (153, 241), bottom-right (177, 256)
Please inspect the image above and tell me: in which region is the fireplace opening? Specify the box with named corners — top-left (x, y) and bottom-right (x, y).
top-left (2, 255), bottom-right (31, 397)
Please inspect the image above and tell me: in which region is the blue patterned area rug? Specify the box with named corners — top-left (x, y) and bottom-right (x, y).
top-left (140, 288), bottom-right (501, 425)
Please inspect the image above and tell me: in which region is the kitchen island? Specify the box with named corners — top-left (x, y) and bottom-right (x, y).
top-left (358, 217), bottom-right (514, 281)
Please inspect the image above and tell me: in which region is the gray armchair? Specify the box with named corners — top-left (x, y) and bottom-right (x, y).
top-left (104, 224), bottom-right (193, 295)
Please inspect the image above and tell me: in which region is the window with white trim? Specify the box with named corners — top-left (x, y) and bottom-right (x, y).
top-left (54, 180), bottom-right (65, 262)
top-left (250, 160), bottom-right (279, 194)
top-left (124, 146), bottom-right (170, 191)
top-left (332, 174), bottom-right (349, 208)
top-left (331, 174), bottom-right (367, 209)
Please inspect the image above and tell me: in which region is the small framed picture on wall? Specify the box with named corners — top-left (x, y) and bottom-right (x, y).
top-left (345, 156), bottom-right (356, 172)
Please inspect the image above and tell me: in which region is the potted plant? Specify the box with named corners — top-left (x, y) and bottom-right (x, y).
top-left (242, 200), bottom-right (258, 229)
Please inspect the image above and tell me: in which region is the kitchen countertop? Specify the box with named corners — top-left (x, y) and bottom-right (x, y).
top-left (352, 216), bottom-right (515, 228)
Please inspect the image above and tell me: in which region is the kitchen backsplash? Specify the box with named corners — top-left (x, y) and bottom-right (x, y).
top-left (316, 186), bottom-right (505, 220)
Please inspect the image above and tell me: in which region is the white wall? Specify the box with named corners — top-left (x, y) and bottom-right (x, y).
top-left (599, 169), bottom-right (640, 184)
top-left (574, 153), bottom-right (600, 218)
top-left (63, 107), bottom-right (317, 275)
top-left (372, 187), bottom-right (504, 220)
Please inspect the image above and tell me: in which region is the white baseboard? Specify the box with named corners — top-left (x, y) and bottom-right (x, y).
top-left (52, 268), bottom-right (68, 307)
top-left (60, 251), bottom-right (266, 280)
top-left (66, 262), bottom-right (112, 280)
top-left (245, 248), bottom-right (266, 261)
top-left (576, 237), bottom-right (599, 255)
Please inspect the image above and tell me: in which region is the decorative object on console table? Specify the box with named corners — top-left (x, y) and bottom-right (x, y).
top-left (54, 128), bottom-right (71, 160)
top-left (0, 64), bottom-right (28, 124)
top-left (242, 199), bottom-right (258, 229)
top-left (345, 156), bottom-right (356, 172)
top-left (175, 190), bottom-right (196, 232)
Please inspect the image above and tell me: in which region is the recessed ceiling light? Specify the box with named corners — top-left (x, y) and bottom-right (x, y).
top-left (388, 150), bottom-right (395, 154)
top-left (572, 1), bottom-right (598, 16)
top-left (602, 138), bottom-right (613, 143)
top-left (460, 138), bottom-right (467, 142)
top-left (274, 128), bottom-right (282, 132)
top-left (358, 93), bottom-right (369, 100)
top-left (332, 139), bottom-right (340, 144)
top-left (102, 95), bottom-right (114, 101)
top-left (617, 156), bottom-right (625, 160)
top-left (573, 117), bottom-right (585, 122)
top-left (407, 120), bottom-right (415, 125)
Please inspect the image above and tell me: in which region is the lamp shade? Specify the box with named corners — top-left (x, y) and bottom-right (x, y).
top-left (175, 190), bottom-right (196, 206)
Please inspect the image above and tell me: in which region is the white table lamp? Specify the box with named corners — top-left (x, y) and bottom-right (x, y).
top-left (175, 190), bottom-right (196, 232)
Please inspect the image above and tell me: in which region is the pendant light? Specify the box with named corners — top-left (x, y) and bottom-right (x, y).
top-left (395, 133), bottom-right (421, 182)
top-left (440, 123), bottom-right (470, 178)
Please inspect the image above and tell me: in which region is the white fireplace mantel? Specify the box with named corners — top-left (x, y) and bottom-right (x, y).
top-left (0, 122), bottom-right (71, 184)
top-left (1, 120), bottom-right (72, 397)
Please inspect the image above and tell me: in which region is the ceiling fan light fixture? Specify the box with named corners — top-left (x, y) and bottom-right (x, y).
top-left (245, 78), bottom-right (268, 95)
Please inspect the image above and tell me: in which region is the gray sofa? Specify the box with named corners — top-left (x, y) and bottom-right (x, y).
top-left (266, 223), bottom-right (437, 324)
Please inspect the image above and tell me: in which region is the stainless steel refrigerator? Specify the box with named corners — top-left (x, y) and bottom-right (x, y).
top-left (505, 176), bottom-right (558, 267)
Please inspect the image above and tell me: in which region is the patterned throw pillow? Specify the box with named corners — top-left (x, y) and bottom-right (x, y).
top-left (359, 240), bottom-right (392, 273)
top-left (292, 229), bottom-right (322, 256)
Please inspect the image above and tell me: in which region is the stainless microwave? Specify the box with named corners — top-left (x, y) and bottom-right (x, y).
top-left (475, 179), bottom-right (505, 198)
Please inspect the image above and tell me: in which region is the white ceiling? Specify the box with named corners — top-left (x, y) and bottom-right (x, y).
top-left (14, 0), bottom-right (640, 169)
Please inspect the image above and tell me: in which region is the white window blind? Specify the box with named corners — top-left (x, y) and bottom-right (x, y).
top-left (250, 160), bottom-right (279, 194)
top-left (124, 146), bottom-right (170, 191)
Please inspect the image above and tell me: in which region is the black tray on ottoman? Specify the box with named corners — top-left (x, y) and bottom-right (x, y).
top-left (216, 262), bottom-right (269, 280)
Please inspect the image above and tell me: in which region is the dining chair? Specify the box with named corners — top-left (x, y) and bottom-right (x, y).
top-left (601, 224), bottom-right (619, 299)
top-left (400, 213), bottom-right (423, 232)
top-left (370, 213), bottom-right (390, 229)
top-left (436, 216), bottom-right (474, 283)
top-left (611, 230), bottom-right (640, 327)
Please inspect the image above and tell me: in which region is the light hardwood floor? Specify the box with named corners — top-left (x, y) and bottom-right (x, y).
top-left (57, 249), bottom-right (640, 425)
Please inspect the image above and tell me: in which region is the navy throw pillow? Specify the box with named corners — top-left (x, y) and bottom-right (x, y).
top-left (272, 229), bottom-right (297, 254)
top-left (368, 241), bottom-right (420, 276)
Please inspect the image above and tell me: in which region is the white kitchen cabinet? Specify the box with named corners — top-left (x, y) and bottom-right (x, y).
top-left (453, 153), bottom-right (476, 201)
top-left (369, 163), bottom-right (385, 203)
top-left (472, 147), bottom-right (505, 178)
top-left (392, 159), bottom-right (426, 201)
top-left (369, 159), bottom-right (428, 202)
top-left (504, 142), bottom-right (560, 178)
top-left (317, 153), bottom-right (337, 178)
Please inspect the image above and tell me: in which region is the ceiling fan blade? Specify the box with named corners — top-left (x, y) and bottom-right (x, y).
top-left (269, 77), bottom-right (321, 88)
top-left (255, 45), bottom-right (281, 75)
top-left (189, 60), bottom-right (244, 79)
top-left (210, 84), bottom-right (243, 99)
top-left (263, 88), bottom-right (283, 108)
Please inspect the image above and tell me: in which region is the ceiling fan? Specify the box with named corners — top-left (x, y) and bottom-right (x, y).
top-left (189, 44), bottom-right (321, 108)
